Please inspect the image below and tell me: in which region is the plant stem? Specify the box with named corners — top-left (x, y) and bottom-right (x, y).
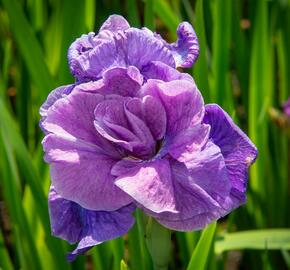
top-left (146, 217), bottom-right (171, 270)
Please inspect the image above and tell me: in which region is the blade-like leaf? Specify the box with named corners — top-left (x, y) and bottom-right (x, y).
top-left (0, 99), bottom-right (70, 269)
top-left (153, 0), bottom-right (179, 36)
top-left (120, 259), bottom-right (130, 270)
top-left (215, 229), bottom-right (290, 254)
top-left (187, 221), bottom-right (216, 270)
top-left (0, 227), bottom-right (13, 270)
top-left (144, 0), bottom-right (155, 30)
top-left (1, 0), bottom-right (54, 101)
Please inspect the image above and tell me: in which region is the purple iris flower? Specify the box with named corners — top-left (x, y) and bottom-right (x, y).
top-left (283, 97), bottom-right (290, 117)
top-left (40, 15), bottom-right (257, 260)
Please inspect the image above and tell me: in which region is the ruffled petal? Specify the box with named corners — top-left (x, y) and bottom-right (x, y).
top-left (69, 66), bottom-right (142, 97)
top-left (94, 103), bottom-right (139, 152)
top-left (43, 135), bottom-right (132, 211)
top-left (42, 87), bottom-right (132, 210)
top-left (170, 22), bottom-right (199, 68)
top-left (124, 101), bottom-right (156, 157)
top-left (68, 16), bottom-right (184, 81)
top-left (142, 61), bottom-right (194, 82)
top-left (103, 66), bottom-right (143, 96)
top-left (68, 32), bottom-right (98, 79)
top-left (41, 83), bottom-right (118, 156)
top-left (41, 84), bottom-right (103, 143)
top-left (48, 186), bottom-right (82, 244)
top-left (166, 124), bottom-right (210, 162)
top-left (68, 16), bottom-right (199, 80)
top-left (124, 95), bottom-right (167, 141)
top-left (68, 32), bottom-right (126, 80)
top-left (124, 28), bottom-right (175, 70)
top-left (148, 142), bottom-right (231, 231)
top-left (140, 79), bottom-right (204, 135)
top-left (114, 159), bottom-right (178, 213)
top-left (94, 97), bottom-right (156, 158)
top-left (99, 15), bottom-right (130, 32)
top-left (48, 187), bottom-right (135, 261)
top-left (68, 27), bottom-right (176, 81)
top-left (141, 95), bottom-right (167, 140)
top-left (40, 84), bottom-right (74, 118)
top-left (155, 212), bottom-right (218, 232)
top-left (203, 104), bottom-right (258, 207)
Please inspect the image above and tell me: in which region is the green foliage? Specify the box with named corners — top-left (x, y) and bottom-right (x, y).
top-left (0, 0), bottom-right (289, 269)
top-left (215, 229), bottom-right (290, 253)
top-left (187, 222), bottom-right (216, 270)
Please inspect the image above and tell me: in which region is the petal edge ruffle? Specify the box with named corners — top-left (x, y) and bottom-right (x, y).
top-left (48, 187), bottom-right (135, 261)
top-left (203, 104), bottom-right (258, 208)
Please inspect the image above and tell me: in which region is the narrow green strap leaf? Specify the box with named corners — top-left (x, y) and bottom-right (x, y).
top-left (110, 237), bottom-right (124, 270)
top-left (281, 249), bottom-right (290, 269)
top-left (215, 229), bottom-right (290, 254)
top-left (153, 0), bottom-right (179, 35)
top-left (144, 0), bottom-right (155, 30)
top-left (0, 131), bottom-right (42, 270)
top-left (126, 0), bottom-right (141, 27)
top-left (85, 0), bottom-right (96, 31)
top-left (0, 99), bottom-right (47, 222)
top-left (146, 218), bottom-right (171, 270)
top-left (0, 227), bottom-right (13, 270)
top-left (248, 0), bottom-right (272, 228)
top-left (127, 223), bottom-right (145, 270)
top-left (1, 0), bottom-right (54, 101)
top-left (136, 209), bottom-right (153, 270)
top-left (0, 99), bottom-right (70, 269)
top-left (120, 259), bottom-right (130, 270)
top-left (192, 0), bottom-right (210, 102)
top-left (58, 0), bottom-right (86, 84)
top-left (211, 0), bottom-right (232, 110)
top-left (187, 222), bottom-right (216, 270)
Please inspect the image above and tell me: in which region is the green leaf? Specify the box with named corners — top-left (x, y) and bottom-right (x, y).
top-left (215, 229), bottom-right (290, 254)
top-left (0, 99), bottom-right (70, 270)
top-left (187, 222), bottom-right (216, 270)
top-left (0, 227), bottom-right (13, 270)
top-left (146, 218), bottom-right (171, 270)
top-left (127, 223), bottom-right (145, 270)
top-left (192, 0), bottom-right (210, 103)
top-left (110, 237), bottom-right (124, 270)
top-left (211, 0), bottom-right (232, 111)
top-left (248, 0), bottom-right (272, 228)
top-left (0, 99), bottom-right (48, 224)
top-left (0, 127), bottom-right (42, 270)
top-left (58, 0), bottom-right (86, 84)
top-left (120, 259), bottom-right (130, 270)
top-left (144, 0), bottom-right (155, 30)
top-left (281, 249), bottom-right (290, 269)
top-left (1, 0), bottom-right (54, 101)
top-left (85, 0), bottom-right (96, 31)
top-left (126, 0), bottom-right (141, 27)
top-left (153, 0), bottom-right (179, 36)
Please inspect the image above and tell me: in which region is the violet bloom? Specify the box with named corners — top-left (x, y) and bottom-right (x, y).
top-left (283, 97), bottom-right (290, 117)
top-left (40, 15), bottom-right (257, 260)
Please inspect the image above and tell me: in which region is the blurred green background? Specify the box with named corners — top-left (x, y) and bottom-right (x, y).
top-left (0, 0), bottom-right (289, 269)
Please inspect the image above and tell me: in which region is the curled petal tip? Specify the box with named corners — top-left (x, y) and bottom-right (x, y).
top-left (172, 22), bottom-right (200, 68)
top-left (99, 14), bottom-right (130, 32)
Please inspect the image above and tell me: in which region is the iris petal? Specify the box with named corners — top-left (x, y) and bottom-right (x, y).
top-left (48, 187), bottom-right (135, 261)
top-left (203, 104), bottom-right (258, 208)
